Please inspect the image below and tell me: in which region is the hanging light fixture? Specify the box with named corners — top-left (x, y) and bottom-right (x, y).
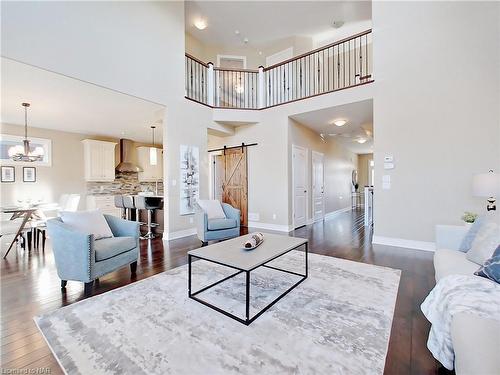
top-left (8, 103), bottom-right (44, 162)
top-left (149, 125), bottom-right (157, 166)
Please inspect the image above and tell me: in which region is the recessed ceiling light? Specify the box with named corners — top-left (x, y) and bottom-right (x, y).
top-left (235, 30), bottom-right (240, 35)
top-left (194, 19), bottom-right (207, 30)
top-left (332, 119), bottom-right (347, 127)
top-left (357, 139), bottom-right (367, 144)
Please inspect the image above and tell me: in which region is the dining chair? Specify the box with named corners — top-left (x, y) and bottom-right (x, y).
top-left (64, 194), bottom-right (80, 211)
top-left (34, 193), bottom-right (81, 251)
top-left (1, 219), bottom-right (31, 252)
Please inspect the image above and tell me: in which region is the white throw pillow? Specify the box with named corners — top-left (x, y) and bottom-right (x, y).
top-left (466, 213), bottom-right (500, 265)
top-left (60, 210), bottom-right (114, 240)
top-left (197, 200), bottom-right (226, 219)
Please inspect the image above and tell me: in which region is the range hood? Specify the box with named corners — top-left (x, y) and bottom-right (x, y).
top-left (115, 139), bottom-right (143, 173)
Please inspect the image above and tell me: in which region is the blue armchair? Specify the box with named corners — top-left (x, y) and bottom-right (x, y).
top-left (195, 202), bottom-right (240, 245)
top-left (46, 215), bottom-right (140, 292)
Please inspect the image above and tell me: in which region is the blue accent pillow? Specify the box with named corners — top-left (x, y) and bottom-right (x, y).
top-left (475, 245), bottom-right (500, 284)
top-left (459, 216), bottom-right (484, 252)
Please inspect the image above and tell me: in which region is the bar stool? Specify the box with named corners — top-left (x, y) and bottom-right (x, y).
top-left (134, 196), bottom-right (162, 239)
top-left (122, 195), bottom-right (135, 221)
top-left (114, 195), bottom-right (126, 219)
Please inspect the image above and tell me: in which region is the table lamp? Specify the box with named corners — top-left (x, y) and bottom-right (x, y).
top-left (473, 170), bottom-right (500, 211)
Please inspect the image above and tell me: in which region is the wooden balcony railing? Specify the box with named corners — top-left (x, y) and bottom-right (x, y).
top-left (185, 29), bottom-right (373, 109)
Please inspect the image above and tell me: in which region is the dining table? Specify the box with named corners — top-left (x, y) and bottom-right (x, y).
top-left (1, 203), bottom-right (59, 259)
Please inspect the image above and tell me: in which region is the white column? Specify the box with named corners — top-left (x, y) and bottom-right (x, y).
top-left (258, 66), bottom-right (265, 109)
top-left (207, 62), bottom-right (214, 106)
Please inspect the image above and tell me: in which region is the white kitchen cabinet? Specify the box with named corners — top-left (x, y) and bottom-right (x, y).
top-left (82, 139), bottom-right (117, 181)
top-left (137, 146), bottom-right (163, 182)
top-left (86, 195), bottom-right (122, 217)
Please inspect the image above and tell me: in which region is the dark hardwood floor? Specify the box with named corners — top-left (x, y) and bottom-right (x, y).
top-left (1, 209), bottom-right (449, 374)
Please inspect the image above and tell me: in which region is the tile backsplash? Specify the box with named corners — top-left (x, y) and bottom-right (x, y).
top-left (86, 172), bottom-right (164, 196)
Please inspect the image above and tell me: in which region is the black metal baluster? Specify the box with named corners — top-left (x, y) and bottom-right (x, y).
top-left (366, 34), bottom-right (369, 79)
top-left (337, 46), bottom-right (340, 88)
top-left (360, 37), bottom-right (363, 82)
top-left (348, 40), bottom-right (351, 87)
top-left (343, 42), bottom-right (346, 88)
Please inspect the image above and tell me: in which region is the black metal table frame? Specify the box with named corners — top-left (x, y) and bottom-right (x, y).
top-left (188, 242), bottom-right (308, 325)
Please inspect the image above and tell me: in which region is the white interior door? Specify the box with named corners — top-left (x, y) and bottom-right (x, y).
top-left (292, 145), bottom-right (307, 228)
top-left (312, 151), bottom-right (325, 221)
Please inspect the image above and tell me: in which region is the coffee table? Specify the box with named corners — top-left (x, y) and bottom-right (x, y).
top-left (188, 233), bottom-right (308, 325)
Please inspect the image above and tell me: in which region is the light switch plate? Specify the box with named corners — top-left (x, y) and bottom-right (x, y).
top-left (384, 162), bottom-right (395, 170)
top-left (172, 179), bottom-right (177, 186)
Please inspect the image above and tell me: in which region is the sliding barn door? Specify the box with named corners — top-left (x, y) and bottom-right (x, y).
top-left (222, 147), bottom-right (248, 226)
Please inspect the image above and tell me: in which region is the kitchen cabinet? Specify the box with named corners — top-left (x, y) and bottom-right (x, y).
top-left (137, 146), bottom-right (163, 182)
top-left (82, 139), bottom-right (117, 181)
top-left (86, 195), bottom-right (122, 217)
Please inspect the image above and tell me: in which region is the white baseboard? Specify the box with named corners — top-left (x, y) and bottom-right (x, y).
top-left (164, 227), bottom-right (197, 241)
top-left (324, 207), bottom-right (352, 220)
top-left (247, 221), bottom-right (292, 232)
top-left (372, 235), bottom-right (436, 252)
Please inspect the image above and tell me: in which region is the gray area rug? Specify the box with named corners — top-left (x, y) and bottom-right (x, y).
top-left (35, 251), bottom-right (401, 375)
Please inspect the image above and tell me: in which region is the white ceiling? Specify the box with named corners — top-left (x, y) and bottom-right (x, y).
top-left (186, 1), bottom-right (371, 48)
top-left (1, 58), bottom-right (165, 143)
top-left (290, 99), bottom-right (373, 154)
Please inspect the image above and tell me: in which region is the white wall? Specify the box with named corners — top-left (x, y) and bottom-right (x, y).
top-left (372, 1), bottom-right (500, 245)
top-left (1, 1), bottom-right (182, 105)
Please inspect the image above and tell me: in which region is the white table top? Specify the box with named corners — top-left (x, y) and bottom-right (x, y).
top-left (188, 233), bottom-right (308, 271)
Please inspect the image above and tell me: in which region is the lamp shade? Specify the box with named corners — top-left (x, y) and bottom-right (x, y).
top-left (472, 171), bottom-right (500, 197)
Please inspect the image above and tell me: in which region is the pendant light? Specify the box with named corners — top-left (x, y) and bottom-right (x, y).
top-left (8, 103), bottom-right (44, 162)
top-left (149, 126), bottom-right (157, 166)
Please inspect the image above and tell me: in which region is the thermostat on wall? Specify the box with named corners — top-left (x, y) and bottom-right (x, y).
top-left (384, 155), bottom-right (394, 162)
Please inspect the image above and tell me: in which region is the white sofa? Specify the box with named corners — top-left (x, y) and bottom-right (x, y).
top-left (434, 225), bottom-right (500, 375)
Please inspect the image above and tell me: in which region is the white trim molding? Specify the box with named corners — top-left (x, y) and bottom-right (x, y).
top-left (372, 235), bottom-right (436, 252)
top-left (247, 221), bottom-right (292, 233)
top-left (216, 54), bottom-right (247, 69)
top-left (164, 227), bottom-right (197, 241)
top-left (324, 207), bottom-right (352, 220)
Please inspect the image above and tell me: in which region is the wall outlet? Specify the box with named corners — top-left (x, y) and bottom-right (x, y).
top-left (189, 217), bottom-right (193, 224)
top-left (272, 214), bottom-right (277, 220)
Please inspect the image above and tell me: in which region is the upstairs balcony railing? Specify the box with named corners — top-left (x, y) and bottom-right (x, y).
top-left (185, 29), bottom-right (372, 110)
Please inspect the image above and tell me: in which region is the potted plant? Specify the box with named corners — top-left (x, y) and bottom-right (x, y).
top-left (461, 211), bottom-right (478, 227)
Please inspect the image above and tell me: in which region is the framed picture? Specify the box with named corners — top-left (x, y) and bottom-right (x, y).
top-left (0, 134), bottom-right (52, 166)
top-left (1, 166), bottom-right (15, 182)
top-left (179, 145), bottom-right (199, 215)
top-left (23, 167), bottom-right (36, 182)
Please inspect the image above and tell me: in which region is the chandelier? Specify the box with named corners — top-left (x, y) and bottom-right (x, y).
top-left (8, 103), bottom-right (44, 162)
